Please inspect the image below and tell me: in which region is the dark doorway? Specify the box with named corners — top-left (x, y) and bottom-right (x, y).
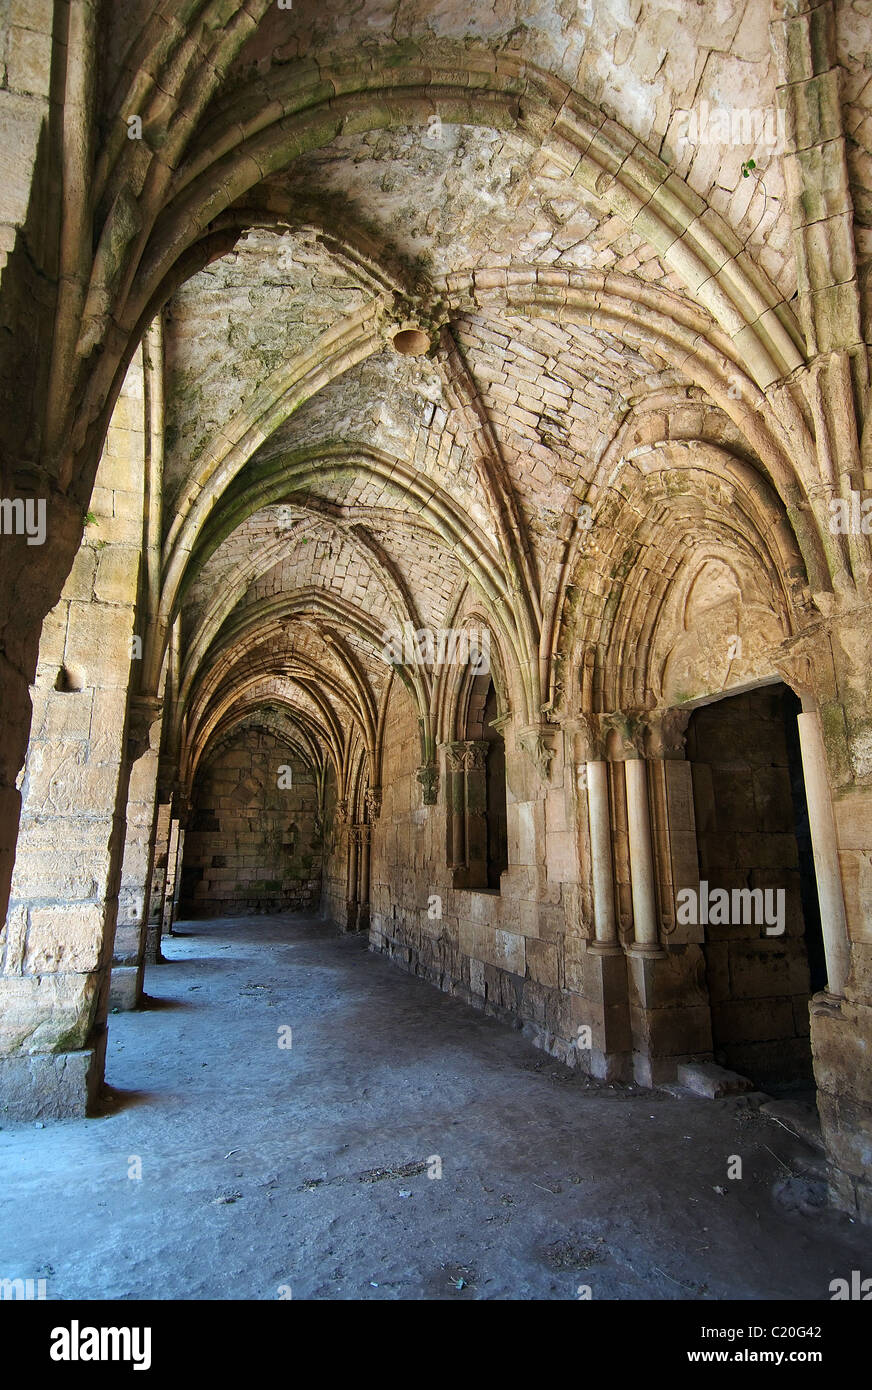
top-left (686, 683), bottom-right (823, 1087)
top-left (483, 681), bottom-right (508, 888)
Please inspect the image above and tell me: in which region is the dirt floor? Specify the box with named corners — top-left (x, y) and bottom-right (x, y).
top-left (1, 912), bottom-right (869, 1301)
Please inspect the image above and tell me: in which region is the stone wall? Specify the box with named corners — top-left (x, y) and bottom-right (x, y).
top-left (365, 680), bottom-right (599, 1069)
top-left (360, 679), bottom-right (840, 1096)
top-left (179, 730), bottom-right (321, 917)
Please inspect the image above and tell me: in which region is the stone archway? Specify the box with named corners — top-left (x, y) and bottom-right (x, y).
top-left (685, 682), bottom-right (824, 1089)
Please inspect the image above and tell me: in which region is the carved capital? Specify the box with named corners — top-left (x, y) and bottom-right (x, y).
top-left (445, 742), bottom-right (464, 772)
top-left (600, 710), bottom-right (646, 760)
top-left (564, 713), bottom-right (605, 762)
top-left (446, 739), bottom-right (488, 772)
top-left (518, 723), bottom-right (557, 781)
top-left (644, 707), bottom-right (692, 759)
top-left (417, 764), bottom-right (439, 804)
top-left (768, 630), bottom-right (832, 705)
top-left (463, 740), bottom-right (489, 771)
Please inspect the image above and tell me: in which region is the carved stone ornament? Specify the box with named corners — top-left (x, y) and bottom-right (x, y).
top-left (417, 765), bottom-right (439, 804)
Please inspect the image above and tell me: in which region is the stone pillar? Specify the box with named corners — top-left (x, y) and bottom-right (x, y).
top-left (162, 818), bottom-right (181, 937)
top-left (797, 709), bottom-right (850, 999)
top-left (446, 740), bottom-right (488, 888)
top-left (586, 760), bottom-right (620, 954)
top-left (110, 696), bottom-right (164, 1010)
top-left (346, 824), bottom-right (359, 932)
top-left (357, 824), bottom-right (371, 932)
top-left (144, 801), bottom-right (172, 966)
top-left (624, 758), bottom-right (664, 957)
top-left (564, 722), bottom-right (631, 1082)
top-left (171, 825), bottom-right (185, 925)
top-left (446, 745), bottom-right (466, 869)
top-left (0, 354), bottom-right (146, 1117)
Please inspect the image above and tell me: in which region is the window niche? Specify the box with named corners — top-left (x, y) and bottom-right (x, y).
top-left (446, 677), bottom-right (507, 891)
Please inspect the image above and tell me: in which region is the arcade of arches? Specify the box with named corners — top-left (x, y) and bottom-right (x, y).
top-left (1, 0), bottom-right (871, 1230)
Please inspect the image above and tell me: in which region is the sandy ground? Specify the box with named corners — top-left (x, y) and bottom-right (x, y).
top-left (1, 912), bottom-right (869, 1301)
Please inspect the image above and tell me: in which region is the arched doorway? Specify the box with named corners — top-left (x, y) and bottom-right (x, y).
top-left (685, 682), bottom-right (825, 1088)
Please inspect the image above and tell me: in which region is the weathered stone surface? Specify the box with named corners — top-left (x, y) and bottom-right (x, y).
top-left (677, 1061), bottom-right (755, 1099)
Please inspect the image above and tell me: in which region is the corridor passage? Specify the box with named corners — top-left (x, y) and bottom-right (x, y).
top-left (0, 915), bottom-right (866, 1301)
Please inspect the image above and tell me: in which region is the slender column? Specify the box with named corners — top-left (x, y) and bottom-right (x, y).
top-left (162, 818), bottom-right (181, 938)
top-left (171, 827), bottom-right (185, 926)
top-left (144, 802), bottom-right (172, 965)
top-left (624, 758), bottom-right (664, 957)
top-left (358, 824), bottom-right (371, 931)
top-left (110, 697), bottom-right (164, 1010)
top-left (346, 825), bottom-right (359, 931)
top-left (446, 741), bottom-right (488, 887)
top-left (446, 746), bottom-right (466, 869)
top-left (797, 710), bottom-right (850, 998)
top-left (586, 760), bottom-right (621, 953)
top-left (463, 742), bottom-right (489, 885)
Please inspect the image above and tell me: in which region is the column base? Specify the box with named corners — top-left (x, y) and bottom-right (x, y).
top-left (0, 1041), bottom-right (104, 1120)
top-left (626, 942), bottom-right (667, 959)
top-left (810, 989), bottom-right (844, 1017)
top-left (107, 966), bottom-right (140, 1011)
top-left (586, 939), bottom-right (624, 957)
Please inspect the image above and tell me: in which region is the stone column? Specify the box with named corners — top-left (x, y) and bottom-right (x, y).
top-left (0, 353), bottom-right (146, 1117)
top-left (463, 742), bottom-right (489, 887)
top-left (346, 824), bottom-right (359, 932)
top-left (357, 824), bottom-right (371, 932)
top-left (162, 818), bottom-right (181, 937)
top-left (144, 801), bottom-right (172, 966)
top-left (624, 758), bottom-right (664, 957)
top-left (445, 745), bottom-right (466, 869)
top-left (564, 719), bottom-right (631, 1082)
top-left (446, 740), bottom-right (488, 888)
top-left (110, 696), bottom-right (164, 1010)
top-left (797, 709), bottom-right (850, 998)
top-left (171, 825), bottom-right (186, 926)
top-left (586, 760), bottom-right (620, 954)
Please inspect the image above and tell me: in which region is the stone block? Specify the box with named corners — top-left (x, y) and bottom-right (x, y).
top-left (24, 904), bottom-right (105, 974)
top-left (526, 937), bottom-right (559, 988)
top-left (494, 929), bottom-right (525, 976)
top-left (108, 966), bottom-right (140, 1012)
top-left (676, 1062), bottom-right (754, 1098)
top-left (64, 603), bottom-right (136, 690)
top-left (6, 26), bottom-right (53, 98)
top-left (0, 972), bottom-right (101, 1053)
top-left (94, 546), bottom-right (141, 604)
top-left (0, 1047), bottom-right (100, 1119)
top-left (712, 997), bottom-right (796, 1045)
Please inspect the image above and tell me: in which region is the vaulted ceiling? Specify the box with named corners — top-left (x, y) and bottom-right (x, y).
top-left (79, 0), bottom-right (868, 801)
